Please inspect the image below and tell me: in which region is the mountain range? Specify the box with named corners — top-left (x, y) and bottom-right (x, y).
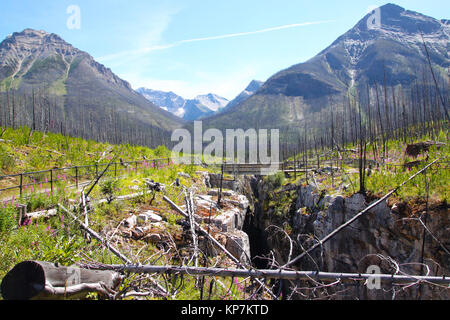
top-left (0, 3), bottom-right (448, 147)
top-left (136, 89), bottom-right (228, 120)
top-left (136, 80), bottom-right (263, 121)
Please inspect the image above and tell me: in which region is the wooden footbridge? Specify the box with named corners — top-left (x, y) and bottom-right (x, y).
top-left (219, 161), bottom-right (321, 176)
top-left (217, 157), bottom-right (376, 176)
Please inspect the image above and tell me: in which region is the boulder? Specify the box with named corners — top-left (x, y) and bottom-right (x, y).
top-left (124, 215), bottom-right (137, 228)
top-left (208, 189), bottom-right (234, 197)
top-left (345, 193), bottom-right (367, 214)
top-left (225, 230), bottom-right (251, 265)
top-left (212, 207), bottom-right (246, 232)
top-left (296, 185), bottom-right (319, 209)
top-left (208, 173), bottom-right (236, 190)
top-left (328, 195), bottom-right (345, 216)
top-left (137, 211), bottom-right (163, 226)
top-left (225, 194), bottom-right (250, 210)
top-left (367, 199), bottom-right (393, 228)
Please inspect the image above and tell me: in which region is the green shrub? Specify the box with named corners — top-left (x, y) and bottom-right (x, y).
top-left (40, 235), bottom-right (85, 265)
top-left (153, 145), bottom-right (171, 158)
top-left (100, 178), bottom-right (121, 203)
top-left (266, 172), bottom-right (285, 189)
top-left (0, 221), bottom-right (86, 281)
top-left (0, 146), bottom-right (15, 171)
top-left (26, 190), bottom-right (64, 212)
top-left (183, 164), bottom-right (198, 177)
top-left (0, 206), bottom-right (17, 234)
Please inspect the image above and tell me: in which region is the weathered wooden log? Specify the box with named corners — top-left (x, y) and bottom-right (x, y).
top-left (16, 207), bottom-right (57, 227)
top-left (87, 264), bottom-right (450, 285)
top-left (0, 261), bottom-right (122, 300)
top-left (25, 208), bottom-right (58, 221)
top-left (144, 179), bottom-right (165, 192)
top-left (58, 204), bottom-right (132, 264)
top-left (58, 204), bottom-right (170, 296)
top-left (404, 160), bottom-right (424, 170)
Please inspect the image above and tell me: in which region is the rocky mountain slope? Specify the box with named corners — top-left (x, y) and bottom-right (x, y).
top-left (0, 29), bottom-right (183, 134)
top-left (204, 4), bottom-right (449, 130)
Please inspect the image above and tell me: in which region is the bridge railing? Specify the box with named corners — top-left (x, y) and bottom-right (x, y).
top-left (0, 158), bottom-right (172, 198)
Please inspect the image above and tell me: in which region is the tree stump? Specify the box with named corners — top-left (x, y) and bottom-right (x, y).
top-left (1, 261), bottom-right (122, 300)
top-left (406, 141), bottom-right (445, 158)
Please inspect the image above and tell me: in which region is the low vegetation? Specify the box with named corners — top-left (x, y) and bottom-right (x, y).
top-left (0, 121), bottom-right (448, 300)
top-left (0, 126), bottom-right (252, 300)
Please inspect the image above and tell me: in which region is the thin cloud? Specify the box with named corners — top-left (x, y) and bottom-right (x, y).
top-left (97, 43), bottom-right (177, 62)
top-left (96, 20), bottom-right (334, 63)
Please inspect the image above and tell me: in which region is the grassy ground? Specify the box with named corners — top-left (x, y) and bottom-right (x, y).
top-left (0, 126), bottom-right (252, 300)
top-left (0, 125), bottom-right (448, 300)
top-left (283, 130), bottom-right (449, 203)
top-left (0, 126), bottom-right (172, 174)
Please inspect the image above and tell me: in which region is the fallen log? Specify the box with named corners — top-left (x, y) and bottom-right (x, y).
top-left (16, 207), bottom-right (57, 227)
top-left (58, 204), bottom-right (170, 297)
top-left (82, 264), bottom-right (450, 285)
top-left (58, 204), bottom-right (132, 264)
top-left (25, 208), bottom-right (58, 221)
top-left (0, 261), bottom-right (122, 300)
top-left (25, 144), bottom-right (65, 156)
top-left (403, 160), bottom-right (424, 170)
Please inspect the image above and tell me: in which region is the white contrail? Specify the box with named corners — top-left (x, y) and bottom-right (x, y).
top-left (97, 20), bottom-right (334, 62)
top-left (179, 20), bottom-right (334, 43)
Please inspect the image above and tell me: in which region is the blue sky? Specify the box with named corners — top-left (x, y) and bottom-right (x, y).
top-left (0, 0), bottom-right (448, 99)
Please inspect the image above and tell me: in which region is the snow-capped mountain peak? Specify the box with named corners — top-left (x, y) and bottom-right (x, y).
top-left (194, 93), bottom-right (229, 112)
top-left (136, 88), bottom-right (229, 120)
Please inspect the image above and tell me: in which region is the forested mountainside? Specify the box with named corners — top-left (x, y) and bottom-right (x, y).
top-left (0, 29), bottom-right (183, 148)
top-left (203, 3), bottom-right (449, 150)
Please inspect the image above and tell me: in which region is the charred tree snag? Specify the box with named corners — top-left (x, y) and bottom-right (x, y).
top-left (0, 261), bottom-right (122, 300)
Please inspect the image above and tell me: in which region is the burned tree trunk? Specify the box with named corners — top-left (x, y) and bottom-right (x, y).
top-left (1, 261), bottom-right (122, 300)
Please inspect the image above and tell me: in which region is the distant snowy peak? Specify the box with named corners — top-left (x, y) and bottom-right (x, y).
top-left (173, 107), bottom-right (186, 118)
top-left (136, 88), bottom-right (229, 120)
top-left (136, 88), bottom-right (185, 114)
top-left (194, 93), bottom-right (229, 112)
